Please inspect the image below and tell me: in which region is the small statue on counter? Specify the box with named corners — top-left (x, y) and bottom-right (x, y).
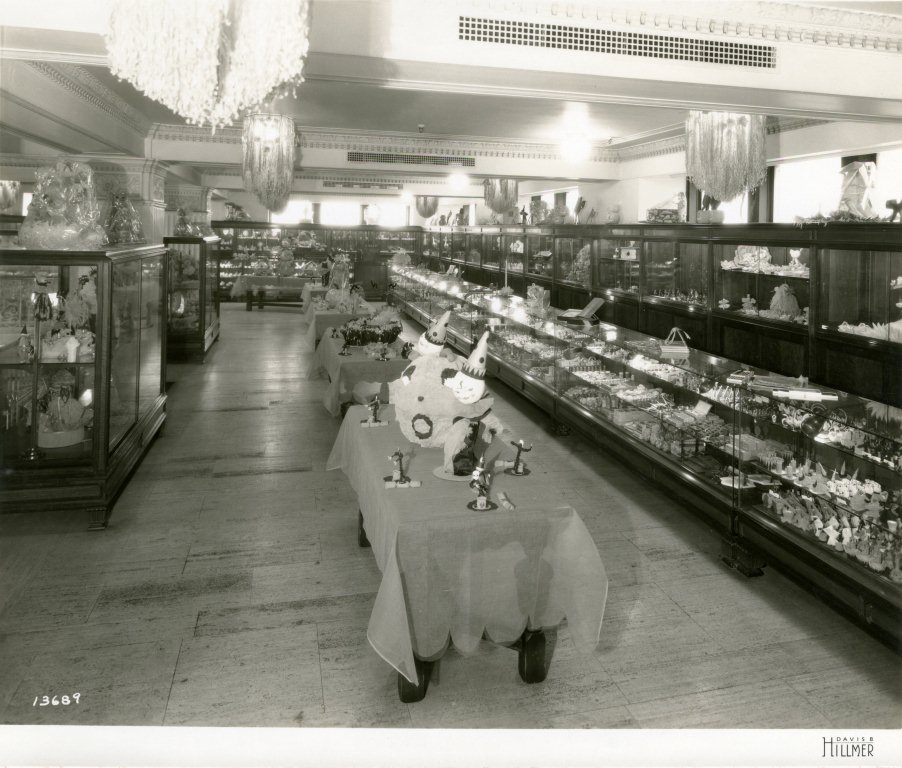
top-left (507, 439), bottom-right (532, 476)
top-left (467, 456), bottom-right (496, 511)
top-left (361, 395), bottom-right (384, 427)
top-left (384, 448), bottom-right (420, 488)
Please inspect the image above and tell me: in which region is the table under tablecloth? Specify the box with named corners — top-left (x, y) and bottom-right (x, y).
top-left (307, 330), bottom-right (408, 416)
top-left (327, 404), bottom-right (608, 684)
top-left (301, 283), bottom-right (329, 307)
top-left (230, 275), bottom-right (316, 299)
top-left (301, 302), bottom-right (376, 349)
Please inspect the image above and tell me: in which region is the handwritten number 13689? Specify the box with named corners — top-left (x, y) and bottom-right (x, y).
top-left (33, 693), bottom-right (81, 706)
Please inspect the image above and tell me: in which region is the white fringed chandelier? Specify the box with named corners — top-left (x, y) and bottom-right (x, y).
top-left (106, 0), bottom-right (311, 131)
top-left (685, 111), bottom-right (767, 203)
top-left (242, 114), bottom-right (297, 213)
top-left (483, 179), bottom-right (519, 214)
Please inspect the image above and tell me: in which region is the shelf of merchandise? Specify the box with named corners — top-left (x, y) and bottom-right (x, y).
top-left (390, 264), bottom-right (901, 645)
top-left (211, 222), bottom-right (422, 304)
top-left (164, 235), bottom-right (220, 362)
top-left (0, 244), bottom-right (168, 529)
top-left (423, 223), bottom-right (901, 407)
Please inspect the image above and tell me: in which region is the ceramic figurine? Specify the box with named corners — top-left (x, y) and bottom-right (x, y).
top-left (468, 456), bottom-right (493, 510)
top-left (366, 395), bottom-right (381, 424)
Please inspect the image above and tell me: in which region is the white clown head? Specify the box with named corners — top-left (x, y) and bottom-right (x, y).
top-left (416, 310), bottom-right (451, 356)
top-left (448, 331), bottom-right (489, 404)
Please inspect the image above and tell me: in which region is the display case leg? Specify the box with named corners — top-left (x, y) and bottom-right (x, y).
top-left (257, 290), bottom-right (265, 310)
top-left (721, 536), bottom-right (766, 578)
top-left (517, 629), bottom-right (548, 684)
top-left (357, 510), bottom-right (371, 548)
top-left (245, 290), bottom-right (254, 311)
top-left (87, 506), bottom-right (109, 531)
top-left (397, 658), bottom-right (432, 703)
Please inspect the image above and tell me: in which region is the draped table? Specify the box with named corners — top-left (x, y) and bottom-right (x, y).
top-left (307, 330), bottom-right (408, 416)
top-left (327, 404), bottom-right (608, 701)
top-left (301, 301), bottom-right (376, 349)
top-left (231, 275), bottom-right (316, 310)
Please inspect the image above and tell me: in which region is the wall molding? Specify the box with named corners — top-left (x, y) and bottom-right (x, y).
top-left (27, 62), bottom-right (151, 134)
top-left (466, 1), bottom-right (902, 52)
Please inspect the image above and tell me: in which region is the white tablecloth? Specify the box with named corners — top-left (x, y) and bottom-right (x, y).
top-left (327, 404), bottom-right (608, 684)
top-left (301, 283), bottom-right (329, 307)
top-left (301, 301), bottom-right (376, 349)
top-left (307, 330), bottom-right (408, 416)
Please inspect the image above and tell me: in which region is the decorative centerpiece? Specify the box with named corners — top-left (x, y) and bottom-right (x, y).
top-left (339, 317), bottom-right (402, 347)
top-left (105, 192), bottom-right (145, 245)
top-left (19, 160), bottom-right (108, 250)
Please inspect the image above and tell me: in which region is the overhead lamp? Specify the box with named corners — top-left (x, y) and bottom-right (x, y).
top-left (448, 173), bottom-right (470, 190)
top-left (686, 111), bottom-right (767, 202)
top-left (106, 0), bottom-right (311, 131)
top-left (560, 135), bottom-right (592, 163)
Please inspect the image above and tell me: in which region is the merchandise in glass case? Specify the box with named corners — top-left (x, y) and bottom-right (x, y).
top-left (526, 231), bottom-right (554, 278)
top-left (644, 240), bottom-right (708, 308)
top-left (504, 234), bottom-right (525, 274)
top-left (555, 236), bottom-right (592, 289)
top-left (595, 236), bottom-right (640, 295)
top-left (165, 236), bottom-right (220, 361)
top-left (716, 244), bottom-right (810, 326)
top-left (0, 245), bottom-right (167, 528)
top-left (819, 248), bottom-right (902, 343)
top-left (483, 232), bottom-right (503, 270)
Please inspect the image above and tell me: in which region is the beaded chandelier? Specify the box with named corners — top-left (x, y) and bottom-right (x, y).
top-left (242, 114), bottom-right (297, 213)
top-left (685, 111), bottom-right (767, 202)
top-left (106, 0), bottom-right (311, 131)
top-left (483, 179), bottom-right (519, 214)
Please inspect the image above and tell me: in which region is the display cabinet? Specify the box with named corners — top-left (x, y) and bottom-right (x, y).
top-left (525, 230), bottom-right (554, 279)
top-left (164, 235), bottom-right (220, 362)
top-left (0, 244), bottom-right (167, 528)
top-left (483, 229), bottom-right (503, 271)
top-left (0, 214), bottom-right (23, 247)
top-left (554, 233), bottom-right (593, 290)
top-left (595, 231), bottom-right (641, 296)
top-left (389, 263), bottom-right (902, 643)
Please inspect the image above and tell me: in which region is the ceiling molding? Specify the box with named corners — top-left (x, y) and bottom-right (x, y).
top-left (466, 1), bottom-right (902, 52)
top-left (27, 62), bottom-right (151, 134)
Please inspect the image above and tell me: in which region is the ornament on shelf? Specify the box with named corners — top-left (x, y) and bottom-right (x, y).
top-left (19, 160), bottom-right (108, 250)
top-left (467, 456), bottom-right (497, 511)
top-left (105, 192), bottom-right (145, 245)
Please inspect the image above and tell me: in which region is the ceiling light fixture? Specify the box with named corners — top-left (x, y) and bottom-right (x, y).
top-left (448, 173), bottom-right (470, 190)
top-left (106, 0), bottom-right (311, 130)
top-left (560, 135), bottom-right (592, 163)
top-left (686, 111), bottom-right (767, 202)
top-left (242, 113), bottom-right (296, 212)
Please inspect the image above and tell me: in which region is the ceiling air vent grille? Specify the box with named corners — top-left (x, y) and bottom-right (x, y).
top-left (347, 151), bottom-right (475, 167)
top-left (459, 16), bottom-right (776, 68)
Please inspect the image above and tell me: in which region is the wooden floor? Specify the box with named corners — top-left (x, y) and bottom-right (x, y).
top-left (0, 303), bottom-right (899, 729)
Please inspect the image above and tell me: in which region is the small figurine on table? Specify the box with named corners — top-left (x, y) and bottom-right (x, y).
top-left (338, 339), bottom-right (351, 356)
top-left (467, 456), bottom-right (497, 511)
top-left (507, 439), bottom-right (532, 476)
top-left (384, 448), bottom-right (420, 488)
top-left (361, 395), bottom-right (385, 428)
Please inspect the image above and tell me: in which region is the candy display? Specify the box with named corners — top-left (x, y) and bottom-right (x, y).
top-left (19, 160), bottom-right (108, 250)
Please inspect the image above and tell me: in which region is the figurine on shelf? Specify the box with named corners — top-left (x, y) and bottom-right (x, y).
top-left (17, 326), bottom-right (34, 363)
top-left (520, 207), bottom-right (528, 226)
top-left (741, 294), bottom-right (757, 313)
top-left (718, 298), bottom-right (730, 310)
top-left (389, 448), bottom-right (406, 483)
top-left (769, 283), bottom-right (801, 319)
top-left (508, 439), bottom-right (532, 476)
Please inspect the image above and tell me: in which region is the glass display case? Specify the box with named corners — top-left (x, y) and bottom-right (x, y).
top-left (644, 238), bottom-right (709, 309)
top-left (483, 230), bottom-right (503, 271)
top-left (554, 235), bottom-right (592, 289)
top-left (503, 231), bottom-right (526, 276)
top-left (818, 247), bottom-right (902, 344)
top-left (164, 235), bottom-right (221, 361)
top-left (0, 244), bottom-right (167, 528)
top-left (595, 233), bottom-right (641, 296)
top-left (465, 233), bottom-right (483, 266)
top-left (389, 262), bottom-right (902, 642)
top-left (450, 231), bottom-right (467, 263)
top-left (715, 242), bottom-right (811, 327)
top-left (525, 230), bottom-right (554, 279)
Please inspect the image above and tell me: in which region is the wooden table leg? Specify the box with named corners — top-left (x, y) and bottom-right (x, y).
top-left (245, 290), bottom-right (254, 311)
top-left (357, 509), bottom-right (371, 548)
top-left (397, 657), bottom-right (432, 703)
top-left (517, 629), bottom-right (548, 684)
top-left (257, 289), bottom-right (265, 309)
